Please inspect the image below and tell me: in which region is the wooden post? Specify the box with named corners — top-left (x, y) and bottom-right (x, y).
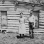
top-left (38, 10), bottom-right (39, 28)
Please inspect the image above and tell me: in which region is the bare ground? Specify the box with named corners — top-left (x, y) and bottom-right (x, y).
top-left (0, 32), bottom-right (44, 44)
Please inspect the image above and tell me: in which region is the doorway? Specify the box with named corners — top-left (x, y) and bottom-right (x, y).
top-left (1, 11), bottom-right (7, 29)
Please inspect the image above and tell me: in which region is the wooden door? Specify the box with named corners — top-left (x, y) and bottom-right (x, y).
top-left (1, 11), bottom-right (7, 29)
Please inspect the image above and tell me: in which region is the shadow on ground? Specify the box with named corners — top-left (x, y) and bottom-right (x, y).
top-left (0, 33), bottom-right (44, 44)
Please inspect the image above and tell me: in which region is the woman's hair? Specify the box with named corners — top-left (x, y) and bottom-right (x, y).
top-left (20, 12), bottom-right (23, 15)
top-left (20, 12), bottom-right (23, 18)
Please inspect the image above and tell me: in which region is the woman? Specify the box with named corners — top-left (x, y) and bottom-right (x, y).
top-left (19, 12), bottom-right (26, 38)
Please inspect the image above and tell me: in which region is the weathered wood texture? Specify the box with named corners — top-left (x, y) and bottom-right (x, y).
top-left (0, 3), bottom-right (30, 34)
top-left (0, 1), bottom-right (44, 34)
top-left (0, 13), bottom-right (1, 29)
top-left (7, 11), bottom-right (29, 34)
top-left (39, 11), bottom-right (44, 29)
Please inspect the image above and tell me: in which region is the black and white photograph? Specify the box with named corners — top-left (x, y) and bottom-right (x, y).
top-left (0, 0), bottom-right (44, 44)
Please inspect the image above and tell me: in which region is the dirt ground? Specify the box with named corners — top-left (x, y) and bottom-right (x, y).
top-left (0, 32), bottom-right (44, 44)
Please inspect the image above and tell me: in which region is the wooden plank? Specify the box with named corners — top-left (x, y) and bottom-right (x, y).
top-left (39, 26), bottom-right (44, 28)
top-left (8, 19), bottom-right (28, 24)
top-left (0, 6), bottom-right (14, 8)
top-left (39, 20), bottom-right (44, 22)
top-left (40, 10), bottom-right (44, 13)
top-left (39, 24), bottom-right (44, 26)
top-left (8, 25), bottom-right (19, 26)
top-left (8, 23), bottom-right (19, 25)
top-left (8, 20), bottom-right (18, 22)
top-left (8, 23), bottom-right (29, 28)
top-left (7, 16), bottom-right (20, 18)
top-left (8, 25), bottom-right (29, 28)
top-left (34, 31), bottom-right (44, 33)
top-left (7, 27), bottom-right (29, 30)
top-left (39, 12), bottom-right (44, 15)
top-left (0, 4), bottom-right (14, 6)
top-left (7, 14), bottom-right (29, 17)
top-left (8, 21), bottom-right (19, 23)
top-left (8, 8), bottom-right (14, 11)
top-left (39, 23), bottom-right (44, 24)
top-left (7, 11), bottom-right (20, 14)
top-left (24, 28), bottom-right (29, 30)
top-left (34, 28), bottom-right (44, 30)
top-left (39, 19), bottom-right (44, 21)
top-left (34, 32), bottom-right (44, 33)
top-left (8, 16), bottom-right (19, 18)
top-left (34, 33), bottom-right (43, 34)
top-left (39, 14), bottom-right (44, 16)
top-left (8, 26), bottom-right (18, 29)
top-left (39, 18), bottom-right (44, 20)
top-left (39, 22), bottom-right (44, 23)
top-left (8, 19), bottom-right (18, 20)
top-left (39, 16), bottom-right (44, 17)
top-left (6, 29), bottom-right (18, 32)
top-left (34, 29), bottom-right (44, 31)
top-left (7, 28), bottom-right (18, 30)
top-left (0, 7), bottom-right (8, 11)
top-left (1, 29), bottom-right (18, 32)
top-left (39, 17), bottom-right (44, 19)
top-left (8, 22), bottom-right (19, 25)
top-left (7, 15), bottom-right (20, 17)
top-left (39, 13), bottom-right (44, 15)
top-left (25, 23), bottom-right (28, 24)
top-left (8, 22), bottom-right (19, 24)
top-left (8, 17), bottom-right (20, 19)
top-left (39, 17), bottom-right (44, 18)
top-left (39, 27), bottom-right (44, 29)
top-left (8, 24), bottom-right (19, 26)
top-left (39, 15), bottom-right (44, 17)
top-left (34, 30), bottom-right (44, 32)
top-left (23, 12), bottom-right (30, 14)
top-left (4, 1), bottom-right (13, 4)
top-left (8, 23), bottom-right (28, 26)
top-left (34, 29), bottom-right (44, 32)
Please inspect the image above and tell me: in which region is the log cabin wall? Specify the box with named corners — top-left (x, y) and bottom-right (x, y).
top-left (39, 10), bottom-right (44, 28)
top-left (0, 1), bottom-right (31, 34)
top-left (0, 1), bottom-right (19, 32)
top-left (0, 0), bottom-right (43, 34)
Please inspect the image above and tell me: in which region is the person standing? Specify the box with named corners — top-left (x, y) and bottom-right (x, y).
top-left (18, 12), bottom-right (26, 38)
top-left (28, 10), bottom-right (35, 39)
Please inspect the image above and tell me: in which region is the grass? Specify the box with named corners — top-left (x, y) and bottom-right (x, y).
top-left (0, 33), bottom-right (44, 44)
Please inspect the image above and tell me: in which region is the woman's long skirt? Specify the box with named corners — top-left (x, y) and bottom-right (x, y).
top-left (19, 23), bottom-right (26, 34)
